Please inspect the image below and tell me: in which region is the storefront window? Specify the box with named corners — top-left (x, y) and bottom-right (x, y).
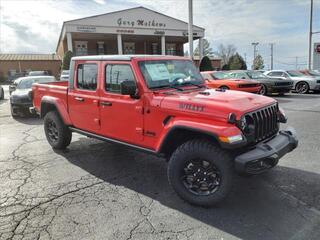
top-left (151, 43), bottom-right (159, 55)
top-left (166, 43), bottom-right (176, 55)
top-left (97, 42), bottom-right (105, 55)
top-left (75, 41), bottom-right (88, 56)
top-left (124, 42), bottom-right (135, 54)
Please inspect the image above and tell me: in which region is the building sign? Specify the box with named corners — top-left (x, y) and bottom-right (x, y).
top-left (182, 31), bottom-right (198, 37)
top-left (116, 29), bottom-right (134, 34)
top-left (313, 43), bottom-right (320, 70)
top-left (77, 26), bottom-right (96, 33)
top-left (154, 30), bottom-right (165, 35)
top-left (117, 18), bottom-right (167, 28)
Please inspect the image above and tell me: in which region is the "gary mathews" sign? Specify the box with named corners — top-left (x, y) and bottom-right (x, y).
top-left (117, 18), bottom-right (167, 28)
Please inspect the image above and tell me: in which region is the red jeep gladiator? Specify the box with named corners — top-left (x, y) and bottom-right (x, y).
top-left (31, 55), bottom-right (298, 207)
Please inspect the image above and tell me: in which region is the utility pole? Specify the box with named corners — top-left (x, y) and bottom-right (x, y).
top-left (188, 0), bottom-right (193, 60)
top-left (251, 42), bottom-right (259, 69)
top-left (295, 56), bottom-right (298, 70)
top-left (309, 0), bottom-right (313, 70)
top-left (269, 43), bottom-right (275, 70)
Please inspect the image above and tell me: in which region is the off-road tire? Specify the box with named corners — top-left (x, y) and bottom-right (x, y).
top-left (167, 139), bottom-right (234, 207)
top-left (44, 111), bottom-right (72, 149)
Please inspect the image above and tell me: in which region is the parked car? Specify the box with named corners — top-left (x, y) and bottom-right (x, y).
top-left (299, 69), bottom-right (320, 78)
top-left (10, 76), bottom-right (56, 117)
top-left (31, 55), bottom-right (298, 207)
top-left (28, 71), bottom-right (49, 76)
top-left (9, 78), bottom-right (24, 95)
top-left (60, 70), bottom-right (69, 81)
top-left (265, 70), bottom-right (320, 94)
top-left (0, 86), bottom-right (4, 100)
top-left (201, 71), bottom-right (261, 93)
top-left (228, 70), bottom-right (293, 95)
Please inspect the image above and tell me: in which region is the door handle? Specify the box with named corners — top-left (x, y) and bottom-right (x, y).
top-left (100, 101), bottom-right (112, 106)
top-left (75, 97), bottom-right (84, 102)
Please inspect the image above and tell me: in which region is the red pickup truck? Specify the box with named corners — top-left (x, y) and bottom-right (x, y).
top-left (32, 55), bottom-right (298, 207)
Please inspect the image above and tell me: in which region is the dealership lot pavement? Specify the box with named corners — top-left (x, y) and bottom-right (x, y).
top-left (0, 85), bottom-right (320, 240)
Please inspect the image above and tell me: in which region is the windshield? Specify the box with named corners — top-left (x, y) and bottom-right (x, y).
top-left (211, 72), bottom-right (231, 80)
top-left (287, 70), bottom-right (304, 77)
top-left (139, 60), bottom-right (204, 89)
top-left (246, 71), bottom-right (266, 79)
top-left (61, 70), bottom-right (69, 75)
top-left (307, 70), bottom-right (320, 76)
top-left (17, 77), bottom-right (55, 89)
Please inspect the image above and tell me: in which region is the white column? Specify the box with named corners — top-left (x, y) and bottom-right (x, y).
top-left (117, 34), bottom-right (123, 55)
top-left (199, 37), bottom-right (204, 61)
top-left (66, 32), bottom-right (73, 52)
top-left (161, 35), bottom-right (166, 55)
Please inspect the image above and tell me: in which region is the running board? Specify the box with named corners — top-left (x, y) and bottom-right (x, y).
top-left (69, 127), bottom-right (157, 155)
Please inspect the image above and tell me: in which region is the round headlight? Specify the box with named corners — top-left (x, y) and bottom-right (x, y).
top-left (239, 116), bottom-right (247, 131)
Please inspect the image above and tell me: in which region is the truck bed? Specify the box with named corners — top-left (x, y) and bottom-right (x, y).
top-left (32, 81), bottom-right (69, 113)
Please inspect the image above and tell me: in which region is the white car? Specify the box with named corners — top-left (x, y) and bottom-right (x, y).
top-left (264, 70), bottom-right (320, 94)
top-left (60, 70), bottom-right (69, 81)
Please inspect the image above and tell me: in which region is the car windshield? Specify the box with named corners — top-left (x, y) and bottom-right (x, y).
top-left (211, 72), bottom-right (231, 80)
top-left (139, 60), bottom-right (204, 89)
top-left (17, 77), bottom-right (55, 89)
top-left (307, 70), bottom-right (320, 76)
top-left (287, 70), bottom-right (304, 77)
top-left (29, 71), bottom-right (46, 76)
top-left (246, 71), bottom-right (266, 79)
top-left (61, 70), bottom-right (69, 75)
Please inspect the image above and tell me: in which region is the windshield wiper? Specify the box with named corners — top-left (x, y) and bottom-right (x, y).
top-left (150, 85), bottom-right (184, 91)
top-left (178, 81), bottom-right (205, 89)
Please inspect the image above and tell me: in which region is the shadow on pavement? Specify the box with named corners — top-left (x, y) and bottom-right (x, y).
top-left (56, 138), bottom-right (320, 240)
top-left (13, 115), bottom-right (43, 125)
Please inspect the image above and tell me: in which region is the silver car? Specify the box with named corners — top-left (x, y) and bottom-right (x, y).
top-left (60, 70), bottom-right (69, 81)
top-left (265, 70), bottom-right (320, 94)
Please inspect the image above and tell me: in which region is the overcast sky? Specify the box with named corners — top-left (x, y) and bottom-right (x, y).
top-left (0, 0), bottom-right (319, 69)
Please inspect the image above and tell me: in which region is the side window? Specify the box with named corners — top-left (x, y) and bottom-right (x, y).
top-left (105, 64), bottom-right (136, 93)
top-left (77, 64), bottom-right (97, 90)
top-left (269, 72), bottom-right (281, 77)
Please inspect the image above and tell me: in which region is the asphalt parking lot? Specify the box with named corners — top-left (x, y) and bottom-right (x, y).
top-left (0, 85), bottom-right (320, 240)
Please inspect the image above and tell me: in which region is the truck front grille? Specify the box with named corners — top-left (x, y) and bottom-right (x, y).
top-left (245, 104), bottom-right (279, 143)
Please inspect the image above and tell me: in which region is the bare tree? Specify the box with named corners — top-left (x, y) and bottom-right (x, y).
top-left (216, 44), bottom-right (237, 65)
top-left (194, 39), bottom-right (214, 57)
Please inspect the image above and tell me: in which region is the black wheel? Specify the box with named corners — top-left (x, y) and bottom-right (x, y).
top-left (0, 88), bottom-right (4, 100)
top-left (295, 81), bottom-right (309, 94)
top-left (168, 139), bottom-right (233, 207)
top-left (259, 84), bottom-right (267, 95)
top-left (219, 86), bottom-right (229, 91)
top-left (44, 111), bottom-right (72, 149)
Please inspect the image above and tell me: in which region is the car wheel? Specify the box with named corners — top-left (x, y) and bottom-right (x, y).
top-left (219, 86), bottom-right (229, 91)
top-left (295, 81), bottom-right (309, 94)
top-left (44, 111), bottom-right (72, 149)
top-left (259, 84), bottom-right (267, 95)
top-left (167, 139), bottom-right (233, 207)
top-left (0, 88), bottom-right (4, 100)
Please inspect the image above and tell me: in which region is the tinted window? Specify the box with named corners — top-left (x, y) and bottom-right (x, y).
top-left (268, 72), bottom-right (282, 77)
top-left (105, 65), bottom-right (135, 93)
top-left (230, 72), bottom-right (247, 79)
top-left (17, 77), bottom-right (55, 89)
top-left (77, 64), bottom-right (97, 90)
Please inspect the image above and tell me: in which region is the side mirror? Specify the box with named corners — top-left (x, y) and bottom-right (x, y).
top-left (241, 77), bottom-right (246, 79)
top-left (120, 80), bottom-right (138, 98)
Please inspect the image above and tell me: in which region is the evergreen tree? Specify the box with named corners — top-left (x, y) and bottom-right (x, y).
top-left (199, 56), bottom-right (213, 71)
top-left (194, 38), bottom-right (214, 57)
top-left (62, 51), bottom-right (73, 70)
top-left (227, 53), bottom-right (247, 70)
top-left (252, 54), bottom-right (264, 70)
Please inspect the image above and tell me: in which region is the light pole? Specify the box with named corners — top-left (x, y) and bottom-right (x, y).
top-left (269, 43), bottom-right (275, 70)
top-left (188, 0), bottom-right (193, 60)
top-left (309, 0), bottom-right (313, 70)
top-left (251, 42), bottom-right (259, 69)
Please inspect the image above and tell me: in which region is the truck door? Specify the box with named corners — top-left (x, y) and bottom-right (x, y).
top-left (99, 62), bottom-right (143, 144)
top-left (68, 61), bottom-right (100, 132)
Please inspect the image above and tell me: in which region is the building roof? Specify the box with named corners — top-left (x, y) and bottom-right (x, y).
top-left (72, 54), bottom-right (188, 61)
top-left (0, 54), bottom-right (61, 61)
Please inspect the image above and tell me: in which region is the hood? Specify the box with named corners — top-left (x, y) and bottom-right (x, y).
top-left (11, 88), bottom-right (31, 96)
top-left (159, 89), bottom-right (276, 121)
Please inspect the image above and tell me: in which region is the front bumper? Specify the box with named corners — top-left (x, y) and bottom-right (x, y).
top-left (11, 102), bottom-right (33, 116)
top-left (235, 127), bottom-right (298, 174)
